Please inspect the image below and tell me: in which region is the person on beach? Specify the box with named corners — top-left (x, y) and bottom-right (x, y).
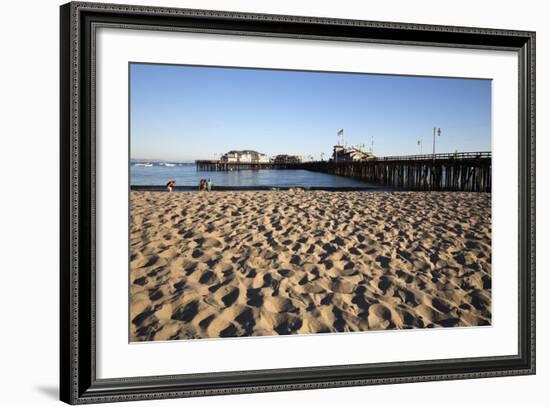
top-left (166, 180), bottom-right (176, 192)
top-left (199, 179), bottom-right (206, 191)
top-left (207, 178), bottom-right (213, 191)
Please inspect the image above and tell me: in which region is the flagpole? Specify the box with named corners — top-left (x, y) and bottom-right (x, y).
top-left (371, 135), bottom-right (374, 155)
top-left (336, 129), bottom-right (344, 163)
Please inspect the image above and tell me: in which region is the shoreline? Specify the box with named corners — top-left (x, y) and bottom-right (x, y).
top-left (130, 185), bottom-right (391, 192)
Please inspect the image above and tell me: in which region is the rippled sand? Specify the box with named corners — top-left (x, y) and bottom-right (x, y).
top-left (130, 191), bottom-right (491, 341)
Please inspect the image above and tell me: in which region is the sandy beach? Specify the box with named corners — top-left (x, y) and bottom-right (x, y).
top-left (130, 191), bottom-right (491, 341)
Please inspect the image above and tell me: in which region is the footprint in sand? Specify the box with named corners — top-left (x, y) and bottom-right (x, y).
top-left (367, 303), bottom-right (393, 329)
top-left (220, 287), bottom-right (240, 307)
top-left (198, 270), bottom-right (220, 285)
top-left (171, 300), bottom-right (199, 323)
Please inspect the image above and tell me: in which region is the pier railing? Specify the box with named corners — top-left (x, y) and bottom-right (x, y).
top-left (196, 151), bottom-right (492, 192)
top-left (378, 151), bottom-right (491, 161)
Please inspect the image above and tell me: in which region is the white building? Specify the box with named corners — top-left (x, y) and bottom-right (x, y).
top-left (220, 150), bottom-right (270, 163)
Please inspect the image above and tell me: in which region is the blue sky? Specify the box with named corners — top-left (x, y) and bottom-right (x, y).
top-left (130, 63), bottom-right (491, 161)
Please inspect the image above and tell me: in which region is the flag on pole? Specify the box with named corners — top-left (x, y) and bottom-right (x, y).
top-left (337, 129), bottom-right (344, 136)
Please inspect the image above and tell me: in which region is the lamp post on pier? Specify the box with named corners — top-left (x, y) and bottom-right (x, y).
top-left (432, 127), bottom-right (441, 157)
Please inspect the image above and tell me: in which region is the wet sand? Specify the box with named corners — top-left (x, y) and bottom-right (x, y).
top-left (130, 191), bottom-right (491, 341)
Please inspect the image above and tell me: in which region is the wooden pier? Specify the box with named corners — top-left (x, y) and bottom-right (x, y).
top-left (303, 152), bottom-right (491, 192)
top-left (196, 152), bottom-right (491, 192)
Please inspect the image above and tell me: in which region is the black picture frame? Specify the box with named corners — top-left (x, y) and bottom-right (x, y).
top-left (60, 1), bottom-right (536, 404)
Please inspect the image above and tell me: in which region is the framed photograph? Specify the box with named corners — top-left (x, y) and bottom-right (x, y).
top-left (60, 1), bottom-right (535, 404)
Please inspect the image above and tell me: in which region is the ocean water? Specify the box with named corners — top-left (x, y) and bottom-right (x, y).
top-left (130, 163), bottom-right (375, 188)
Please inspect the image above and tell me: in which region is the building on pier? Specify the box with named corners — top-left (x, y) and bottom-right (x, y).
top-left (221, 150), bottom-right (269, 164)
top-left (333, 145), bottom-right (375, 162)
